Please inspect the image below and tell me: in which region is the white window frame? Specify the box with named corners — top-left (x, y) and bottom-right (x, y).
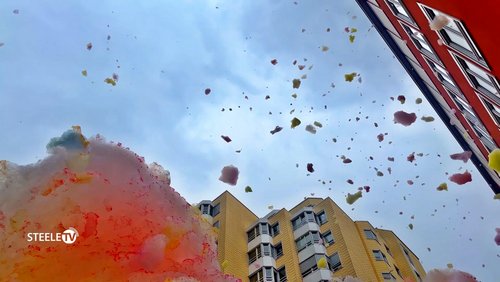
top-left (385, 0), bottom-right (417, 26)
top-left (418, 4), bottom-right (489, 68)
top-left (423, 57), bottom-right (458, 91)
top-left (399, 21), bottom-right (440, 62)
top-left (478, 95), bottom-right (500, 127)
top-left (450, 51), bottom-right (500, 104)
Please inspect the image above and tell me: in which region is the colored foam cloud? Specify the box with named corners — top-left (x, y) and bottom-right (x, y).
top-left (0, 128), bottom-right (236, 282)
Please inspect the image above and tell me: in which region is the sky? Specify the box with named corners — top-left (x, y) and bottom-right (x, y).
top-left (0, 0), bottom-right (499, 281)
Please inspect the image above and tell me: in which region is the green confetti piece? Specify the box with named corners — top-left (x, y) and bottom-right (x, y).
top-left (81, 70), bottom-right (87, 77)
top-left (421, 116), bottom-right (435, 122)
top-left (415, 98), bottom-right (423, 104)
top-left (408, 223), bottom-right (414, 230)
top-left (245, 186), bottom-right (252, 193)
top-left (349, 35), bottom-right (355, 43)
top-left (313, 121), bottom-right (323, 128)
top-left (346, 191), bottom-right (362, 205)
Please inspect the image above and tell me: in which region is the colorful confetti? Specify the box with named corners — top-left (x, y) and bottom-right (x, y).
top-left (394, 111), bottom-right (417, 126)
top-left (344, 72), bottom-right (357, 82)
top-left (0, 128), bottom-right (237, 281)
top-left (450, 151), bottom-right (472, 163)
top-left (488, 149), bottom-right (500, 172)
top-left (346, 191), bottom-right (362, 205)
top-left (219, 165), bottom-right (239, 186)
top-left (448, 171), bottom-right (472, 185)
top-left (291, 117), bottom-right (301, 128)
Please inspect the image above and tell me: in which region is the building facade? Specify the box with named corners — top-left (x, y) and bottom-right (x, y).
top-left (198, 191), bottom-right (425, 282)
top-left (355, 0), bottom-right (500, 193)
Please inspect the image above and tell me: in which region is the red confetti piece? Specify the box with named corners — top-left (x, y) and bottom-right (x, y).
top-left (393, 111), bottom-right (417, 126)
top-left (270, 59), bottom-right (278, 65)
top-left (449, 171), bottom-right (472, 185)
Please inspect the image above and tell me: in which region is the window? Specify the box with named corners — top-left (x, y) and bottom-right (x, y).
top-left (261, 223), bottom-right (270, 235)
top-left (316, 211), bottom-right (327, 225)
top-left (384, 244), bottom-right (392, 257)
top-left (273, 243), bottom-right (283, 259)
top-left (211, 203), bottom-right (220, 216)
top-left (296, 231), bottom-right (321, 252)
top-left (386, 0), bottom-right (414, 24)
top-left (395, 266), bottom-right (402, 277)
top-left (262, 243), bottom-right (272, 257)
top-left (277, 267), bottom-right (287, 282)
top-left (248, 225), bottom-right (261, 242)
top-left (291, 211), bottom-right (316, 230)
top-left (248, 246), bottom-right (262, 265)
top-left (382, 272), bottom-right (396, 280)
top-left (364, 229), bottom-right (378, 240)
top-left (249, 271), bottom-right (262, 282)
top-left (480, 97), bottom-right (500, 125)
top-left (373, 250), bottom-right (385, 261)
top-left (401, 23), bottom-right (437, 60)
top-left (422, 6), bottom-right (486, 65)
top-left (213, 221), bottom-right (220, 228)
top-left (271, 223), bottom-right (280, 237)
top-left (454, 55), bottom-right (500, 103)
top-left (300, 255), bottom-right (324, 278)
top-left (328, 252), bottom-right (342, 272)
top-left (200, 204), bottom-right (211, 215)
top-left (265, 267), bottom-right (273, 281)
top-left (415, 271), bottom-right (423, 282)
top-left (425, 58), bottom-right (457, 89)
top-left (449, 92), bottom-right (499, 151)
top-left (403, 248), bottom-right (415, 266)
top-left (322, 230), bottom-right (334, 245)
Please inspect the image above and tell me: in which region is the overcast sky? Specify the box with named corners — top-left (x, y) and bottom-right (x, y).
top-left (1, 0), bottom-right (499, 281)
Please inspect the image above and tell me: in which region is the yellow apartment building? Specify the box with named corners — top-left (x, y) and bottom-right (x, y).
top-left (197, 191), bottom-right (425, 282)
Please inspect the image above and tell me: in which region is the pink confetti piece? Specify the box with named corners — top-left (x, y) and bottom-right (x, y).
top-left (219, 165), bottom-right (239, 186)
top-left (393, 111), bottom-right (417, 126)
top-left (495, 228), bottom-right (500, 246)
top-left (450, 151), bottom-right (472, 163)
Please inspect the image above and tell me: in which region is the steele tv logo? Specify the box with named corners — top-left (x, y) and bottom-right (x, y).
top-left (26, 227), bottom-right (79, 244)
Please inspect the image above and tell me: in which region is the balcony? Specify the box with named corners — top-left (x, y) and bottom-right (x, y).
top-left (298, 242), bottom-right (327, 263)
top-left (248, 256), bottom-right (276, 276)
top-left (248, 233), bottom-right (272, 251)
top-left (303, 268), bottom-right (332, 282)
top-left (293, 221), bottom-right (319, 239)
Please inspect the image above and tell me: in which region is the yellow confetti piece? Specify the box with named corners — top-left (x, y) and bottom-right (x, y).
top-left (494, 193), bottom-right (500, 200)
top-left (447, 263), bottom-right (453, 269)
top-left (344, 72), bottom-right (357, 82)
top-left (349, 35), bottom-right (355, 43)
top-left (291, 117), bottom-right (301, 128)
top-left (221, 260), bottom-right (229, 269)
top-left (104, 77), bottom-right (117, 86)
top-left (488, 148), bottom-right (500, 172)
top-left (350, 27), bottom-right (358, 33)
top-left (81, 69), bottom-right (87, 76)
top-left (437, 183), bottom-right (448, 191)
top-left (317, 257), bottom-right (328, 268)
top-left (292, 79), bottom-right (301, 89)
